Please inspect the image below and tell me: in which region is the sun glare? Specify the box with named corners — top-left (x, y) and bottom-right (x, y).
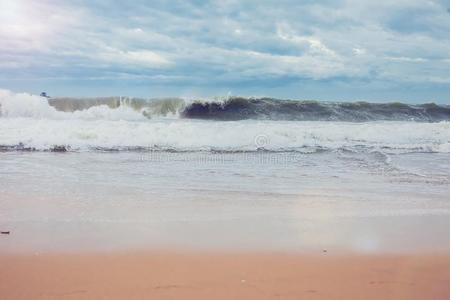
top-left (0, 0), bottom-right (47, 39)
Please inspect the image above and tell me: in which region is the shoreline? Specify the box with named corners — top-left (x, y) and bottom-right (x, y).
top-left (1, 251), bottom-right (449, 300)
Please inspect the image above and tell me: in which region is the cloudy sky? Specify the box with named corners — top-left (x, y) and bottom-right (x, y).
top-left (1, 0), bottom-right (450, 102)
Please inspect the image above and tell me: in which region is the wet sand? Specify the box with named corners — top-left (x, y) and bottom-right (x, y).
top-left (1, 252), bottom-right (449, 300)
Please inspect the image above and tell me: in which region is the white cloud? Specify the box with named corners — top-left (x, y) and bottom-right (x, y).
top-left (99, 49), bottom-right (172, 68)
top-left (276, 23), bottom-right (338, 57)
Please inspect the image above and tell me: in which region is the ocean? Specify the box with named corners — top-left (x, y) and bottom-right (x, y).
top-left (1, 90), bottom-right (450, 253)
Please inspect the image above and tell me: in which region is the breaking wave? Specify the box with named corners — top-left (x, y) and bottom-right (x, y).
top-left (1, 90), bottom-right (450, 122)
top-left (49, 96), bottom-right (450, 122)
top-left (0, 90), bottom-right (449, 153)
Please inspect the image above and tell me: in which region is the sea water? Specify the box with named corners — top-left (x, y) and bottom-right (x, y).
top-left (1, 90), bottom-right (449, 253)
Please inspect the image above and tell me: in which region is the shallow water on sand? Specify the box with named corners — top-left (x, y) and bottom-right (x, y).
top-left (0, 151), bottom-right (449, 253)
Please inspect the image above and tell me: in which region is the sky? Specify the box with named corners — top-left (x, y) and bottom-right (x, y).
top-left (1, 0), bottom-right (450, 102)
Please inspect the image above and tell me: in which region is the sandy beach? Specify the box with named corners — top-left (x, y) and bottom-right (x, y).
top-left (1, 252), bottom-right (449, 300)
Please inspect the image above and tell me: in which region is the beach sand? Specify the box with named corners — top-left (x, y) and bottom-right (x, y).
top-left (1, 252), bottom-right (449, 300)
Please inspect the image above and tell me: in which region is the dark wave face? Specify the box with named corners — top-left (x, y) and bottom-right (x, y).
top-left (181, 97), bottom-right (450, 122)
